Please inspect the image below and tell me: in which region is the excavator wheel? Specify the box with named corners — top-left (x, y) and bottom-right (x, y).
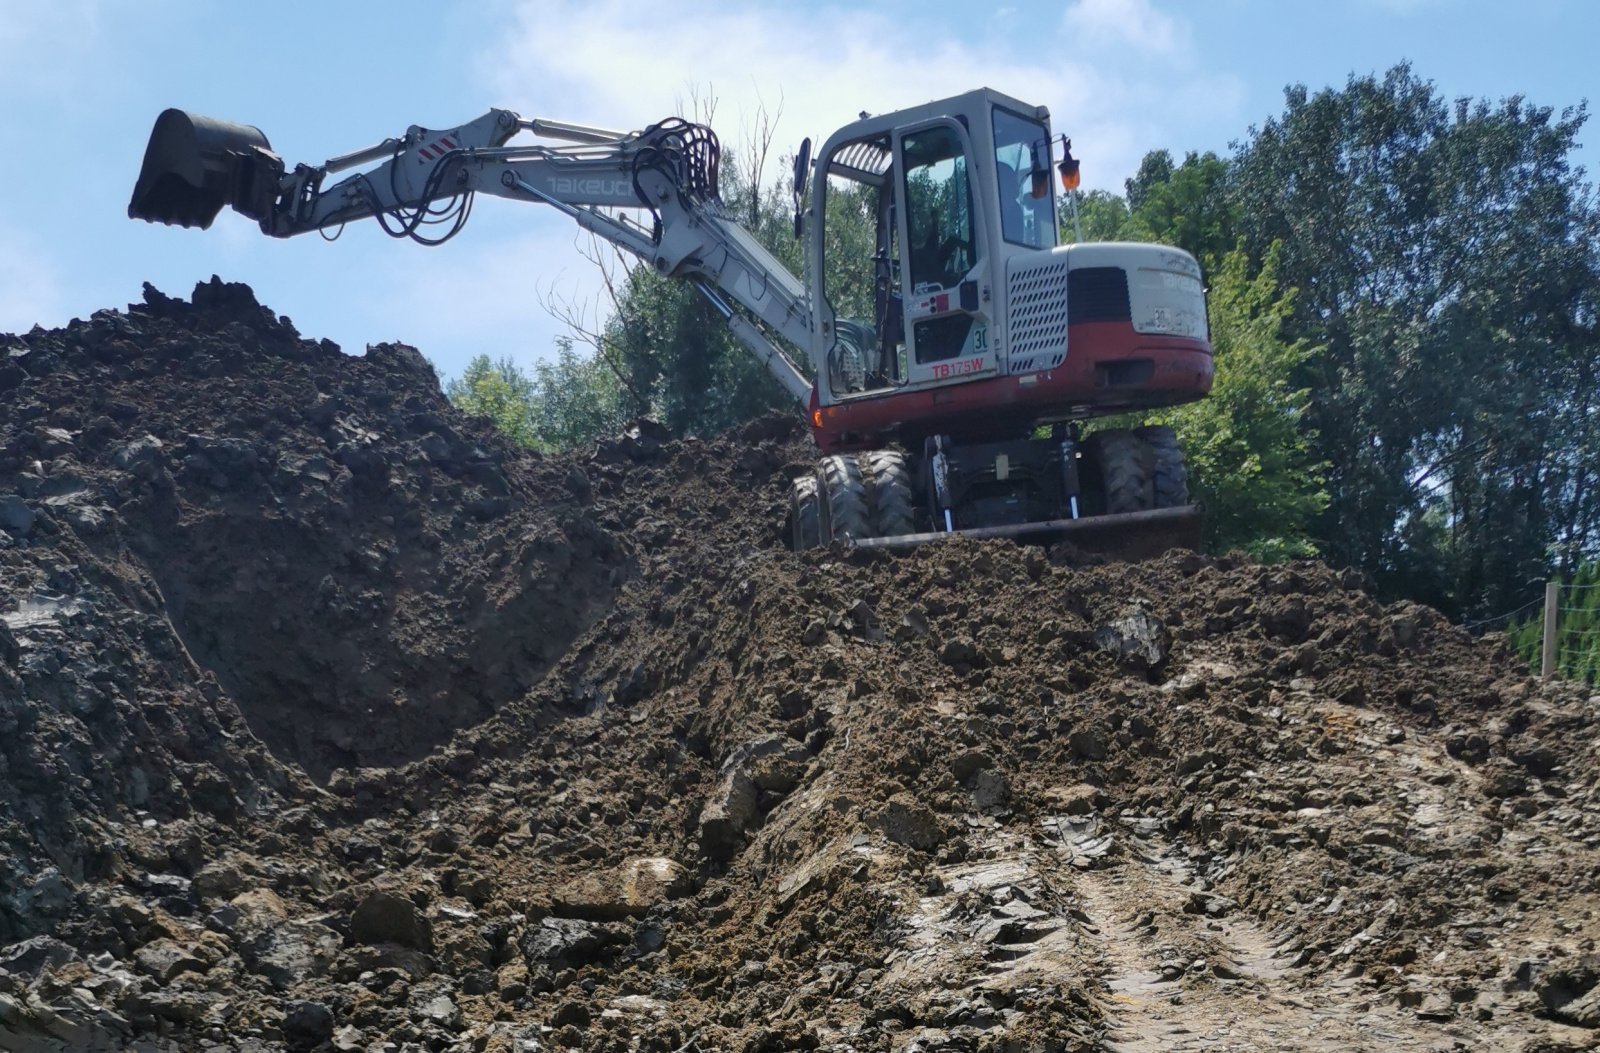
top-left (1085, 429), bottom-right (1150, 515)
top-left (789, 474), bottom-right (823, 550)
top-left (1136, 425), bottom-right (1190, 509)
top-left (859, 450), bottom-right (917, 537)
top-left (818, 454), bottom-right (871, 542)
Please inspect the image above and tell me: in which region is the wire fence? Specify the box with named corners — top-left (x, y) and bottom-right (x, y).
top-left (1494, 578), bottom-right (1600, 683)
top-left (1462, 596), bottom-right (1544, 632)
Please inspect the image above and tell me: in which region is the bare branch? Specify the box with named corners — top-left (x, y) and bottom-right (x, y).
top-left (535, 229), bottom-right (653, 414)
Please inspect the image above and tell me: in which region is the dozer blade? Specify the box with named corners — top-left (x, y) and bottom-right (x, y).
top-left (849, 504), bottom-right (1205, 561)
top-left (129, 109), bottom-right (280, 229)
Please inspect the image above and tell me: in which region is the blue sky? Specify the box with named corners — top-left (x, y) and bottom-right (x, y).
top-left (1, 0), bottom-right (1593, 382)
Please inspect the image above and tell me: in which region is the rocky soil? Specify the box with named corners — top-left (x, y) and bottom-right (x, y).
top-left (2, 281), bottom-right (1599, 1052)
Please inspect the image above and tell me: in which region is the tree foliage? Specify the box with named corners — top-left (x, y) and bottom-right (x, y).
top-left (1146, 246), bottom-right (1328, 560)
top-left (1118, 150), bottom-right (1238, 269)
top-left (1231, 63), bottom-right (1600, 613)
top-left (445, 340), bottom-right (629, 452)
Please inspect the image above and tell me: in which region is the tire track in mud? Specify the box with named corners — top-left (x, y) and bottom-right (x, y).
top-left (1065, 819), bottom-right (1469, 1052)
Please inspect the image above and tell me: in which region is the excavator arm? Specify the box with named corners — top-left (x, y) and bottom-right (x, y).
top-left (130, 108), bottom-right (814, 404)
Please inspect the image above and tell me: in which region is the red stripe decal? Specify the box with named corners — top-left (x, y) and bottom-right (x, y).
top-left (441, 136), bottom-right (457, 149)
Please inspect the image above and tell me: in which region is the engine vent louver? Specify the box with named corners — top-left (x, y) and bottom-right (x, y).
top-left (1005, 258), bottom-right (1070, 374)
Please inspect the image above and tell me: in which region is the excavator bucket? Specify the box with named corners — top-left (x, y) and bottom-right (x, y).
top-left (129, 109), bottom-right (280, 229)
top-left (849, 504), bottom-right (1206, 561)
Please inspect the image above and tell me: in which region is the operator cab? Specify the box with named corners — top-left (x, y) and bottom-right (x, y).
top-left (808, 88), bottom-right (1058, 405)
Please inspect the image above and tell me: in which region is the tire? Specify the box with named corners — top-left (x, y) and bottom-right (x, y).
top-left (1135, 425), bottom-right (1189, 508)
top-left (789, 473), bottom-right (823, 550)
top-left (859, 450), bottom-right (917, 537)
top-left (1085, 429), bottom-right (1150, 515)
top-left (818, 454), bottom-right (870, 542)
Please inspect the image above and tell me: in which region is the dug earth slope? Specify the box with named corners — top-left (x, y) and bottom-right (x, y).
top-left (1, 282), bottom-right (1598, 1052)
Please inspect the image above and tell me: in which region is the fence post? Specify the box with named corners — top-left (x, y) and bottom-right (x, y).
top-left (1542, 580), bottom-right (1559, 679)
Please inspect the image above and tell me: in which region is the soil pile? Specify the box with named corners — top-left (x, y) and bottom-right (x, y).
top-left (2, 283), bottom-right (1599, 1052)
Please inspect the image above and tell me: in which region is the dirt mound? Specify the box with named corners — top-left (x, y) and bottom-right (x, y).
top-left (3, 284), bottom-right (1600, 1051)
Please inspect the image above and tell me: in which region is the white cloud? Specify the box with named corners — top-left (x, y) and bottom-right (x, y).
top-left (475, 0), bottom-right (1236, 191)
top-left (392, 0), bottom-right (1243, 378)
top-left (1062, 0), bottom-right (1185, 56)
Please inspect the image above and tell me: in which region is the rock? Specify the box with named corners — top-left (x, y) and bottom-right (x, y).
top-left (0, 495), bottom-right (33, 537)
top-left (1093, 606), bottom-right (1169, 670)
top-left (193, 859), bottom-right (248, 901)
top-left (551, 999), bottom-right (591, 1029)
top-left (1043, 783), bottom-right (1104, 816)
top-left (699, 771), bottom-right (760, 861)
top-left (413, 992), bottom-right (460, 1029)
top-left (1414, 989), bottom-right (1455, 1021)
top-left (227, 889), bottom-right (342, 989)
top-left (434, 916), bottom-right (492, 975)
top-left (1535, 956), bottom-right (1600, 1027)
top-left (552, 857), bottom-right (691, 920)
top-left (968, 769), bottom-right (1010, 810)
top-left (111, 434), bottom-right (164, 471)
top-left (1069, 722), bottom-right (1111, 761)
top-left (872, 794), bottom-right (948, 851)
top-left (939, 637), bottom-right (981, 668)
top-left (34, 427), bottom-right (76, 457)
top-left (1258, 596), bottom-right (1312, 643)
top-left (564, 467), bottom-right (592, 503)
top-left (133, 938), bottom-right (207, 983)
top-left (351, 888), bottom-right (432, 951)
top-left (520, 918), bottom-right (616, 966)
top-left (104, 896), bottom-right (156, 939)
top-left (338, 943), bottom-right (433, 981)
top-left (0, 936), bottom-right (78, 977)
top-left (746, 744), bottom-right (812, 795)
top-left (776, 687), bottom-right (810, 719)
top-left (283, 1000), bottom-right (334, 1051)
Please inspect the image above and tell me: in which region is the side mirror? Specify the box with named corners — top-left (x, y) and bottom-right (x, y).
top-left (791, 137), bottom-right (812, 239)
top-left (792, 137), bottom-right (812, 201)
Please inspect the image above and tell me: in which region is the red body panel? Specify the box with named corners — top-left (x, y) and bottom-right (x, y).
top-left (810, 322), bottom-right (1213, 453)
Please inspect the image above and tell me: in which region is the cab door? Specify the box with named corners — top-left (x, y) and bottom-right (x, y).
top-left (895, 120), bottom-right (996, 386)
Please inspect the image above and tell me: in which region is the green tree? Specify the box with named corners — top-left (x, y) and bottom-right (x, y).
top-left (445, 341), bottom-right (629, 452)
top-left (1062, 150), bottom-right (1239, 269)
top-left (1230, 63), bottom-right (1600, 613)
top-left (1143, 245), bottom-right (1328, 559)
top-left (1118, 151), bottom-right (1237, 270)
top-left (527, 338), bottom-right (633, 449)
top-left (445, 355), bottom-right (539, 448)
top-left (1061, 189), bottom-right (1129, 243)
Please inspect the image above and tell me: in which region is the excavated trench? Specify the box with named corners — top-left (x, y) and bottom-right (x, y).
top-left (140, 507), bottom-right (625, 782)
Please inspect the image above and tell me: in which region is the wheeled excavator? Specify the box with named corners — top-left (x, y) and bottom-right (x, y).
top-left (129, 88), bottom-right (1211, 555)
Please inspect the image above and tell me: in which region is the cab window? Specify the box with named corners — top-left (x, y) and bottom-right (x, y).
top-left (902, 125), bottom-right (975, 293)
top-left (992, 108), bottom-right (1056, 249)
